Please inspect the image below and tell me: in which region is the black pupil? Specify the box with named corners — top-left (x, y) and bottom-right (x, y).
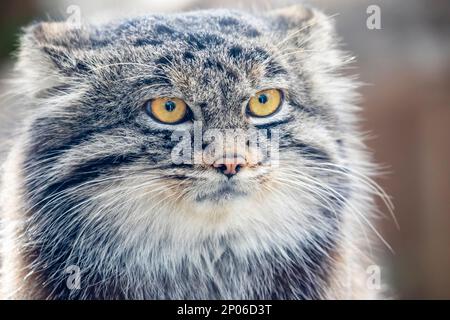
top-left (258, 94), bottom-right (269, 104)
top-left (165, 101), bottom-right (176, 112)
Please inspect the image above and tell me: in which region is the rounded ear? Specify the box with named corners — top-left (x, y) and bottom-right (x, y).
top-left (15, 22), bottom-right (93, 96)
top-left (268, 4), bottom-right (315, 28)
top-left (267, 4), bottom-right (337, 52)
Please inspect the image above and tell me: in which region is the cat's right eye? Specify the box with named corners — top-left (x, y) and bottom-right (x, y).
top-left (145, 97), bottom-right (192, 125)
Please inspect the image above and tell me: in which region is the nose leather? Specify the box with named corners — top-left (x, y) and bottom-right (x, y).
top-left (213, 156), bottom-right (247, 176)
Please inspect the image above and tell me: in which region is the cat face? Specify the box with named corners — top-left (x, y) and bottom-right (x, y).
top-left (19, 7), bottom-right (359, 243)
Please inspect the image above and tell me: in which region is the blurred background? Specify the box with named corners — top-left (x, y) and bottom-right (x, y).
top-left (0, 0), bottom-right (449, 299)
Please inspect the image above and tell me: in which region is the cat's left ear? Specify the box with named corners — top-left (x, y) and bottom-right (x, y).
top-left (267, 4), bottom-right (337, 53)
top-left (19, 22), bottom-right (93, 76)
top-left (15, 22), bottom-right (95, 97)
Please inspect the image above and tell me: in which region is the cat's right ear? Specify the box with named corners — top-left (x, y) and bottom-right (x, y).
top-left (16, 22), bottom-right (92, 95)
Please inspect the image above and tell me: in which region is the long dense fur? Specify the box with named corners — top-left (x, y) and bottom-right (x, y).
top-left (0, 5), bottom-right (388, 299)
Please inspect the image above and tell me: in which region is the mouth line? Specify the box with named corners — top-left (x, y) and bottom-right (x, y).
top-left (195, 183), bottom-right (248, 202)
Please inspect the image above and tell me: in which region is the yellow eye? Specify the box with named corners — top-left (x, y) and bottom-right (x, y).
top-left (247, 89), bottom-right (283, 117)
top-left (146, 97), bottom-right (188, 124)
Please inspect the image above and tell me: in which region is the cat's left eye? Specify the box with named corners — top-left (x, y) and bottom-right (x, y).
top-left (145, 97), bottom-right (191, 124)
top-left (247, 89), bottom-right (283, 118)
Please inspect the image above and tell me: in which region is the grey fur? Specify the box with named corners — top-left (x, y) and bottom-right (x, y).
top-left (0, 5), bottom-right (387, 299)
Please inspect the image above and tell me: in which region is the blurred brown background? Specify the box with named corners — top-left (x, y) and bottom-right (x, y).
top-left (0, 0), bottom-right (449, 299)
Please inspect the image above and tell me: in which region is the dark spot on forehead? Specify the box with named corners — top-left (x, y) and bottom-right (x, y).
top-left (183, 51), bottom-right (195, 60)
top-left (201, 34), bottom-right (225, 46)
top-left (75, 62), bottom-right (90, 73)
top-left (204, 58), bottom-right (224, 72)
top-left (218, 16), bottom-right (240, 26)
top-left (154, 24), bottom-right (176, 35)
top-left (226, 70), bottom-right (239, 81)
top-left (185, 33), bottom-right (225, 50)
top-left (133, 38), bottom-right (163, 47)
top-left (186, 33), bottom-right (206, 50)
top-left (90, 38), bottom-right (111, 48)
top-left (228, 46), bottom-right (270, 62)
top-left (247, 47), bottom-right (271, 61)
top-left (228, 46), bottom-right (243, 59)
top-left (199, 102), bottom-right (208, 109)
top-left (244, 28), bottom-right (261, 38)
top-left (154, 55), bottom-right (174, 66)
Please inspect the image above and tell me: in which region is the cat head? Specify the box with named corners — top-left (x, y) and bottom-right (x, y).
top-left (17, 6), bottom-right (363, 246)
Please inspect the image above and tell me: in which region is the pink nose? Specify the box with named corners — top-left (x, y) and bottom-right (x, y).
top-left (213, 157), bottom-right (247, 177)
